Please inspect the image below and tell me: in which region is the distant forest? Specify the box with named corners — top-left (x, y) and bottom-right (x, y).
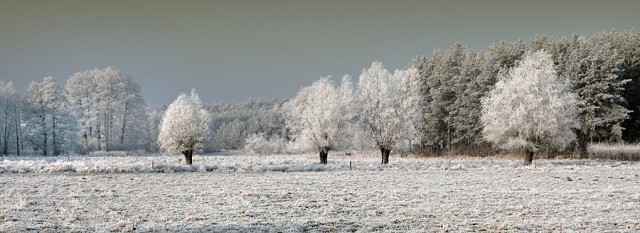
top-left (0, 30), bottom-right (638, 157)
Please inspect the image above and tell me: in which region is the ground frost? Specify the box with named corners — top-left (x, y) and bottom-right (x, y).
top-left (1, 154), bottom-right (639, 232)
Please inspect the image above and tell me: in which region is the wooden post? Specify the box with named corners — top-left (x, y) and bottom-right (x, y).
top-left (350, 161), bottom-right (352, 171)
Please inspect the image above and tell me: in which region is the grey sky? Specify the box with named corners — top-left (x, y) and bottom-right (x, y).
top-left (1, 0), bottom-right (638, 106)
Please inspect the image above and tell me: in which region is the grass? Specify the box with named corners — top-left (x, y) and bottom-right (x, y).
top-left (1, 155), bottom-right (638, 232)
top-left (588, 143), bottom-right (640, 161)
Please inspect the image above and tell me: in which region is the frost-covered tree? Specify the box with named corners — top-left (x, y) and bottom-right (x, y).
top-left (467, 41), bottom-right (525, 153)
top-left (481, 51), bottom-right (579, 165)
top-left (207, 98), bottom-right (286, 151)
top-left (357, 62), bottom-right (421, 164)
top-left (66, 70), bottom-right (98, 151)
top-left (24, 77), bottom-right (76, 156)
top-left (66, 67), bottom-right (148, 152)
top-left (409, 31), bottom-right (640, 157)
top-left (433, 44), bottom-right (486, 154)
top-left (94, 67), bottom-right (126, 151)
top-left (448, 49), bottom-right (484, 154)
top-left (0, 80), bottom-right (20, 155)
top-left (158, 90), bottom-right (211, 165)
top-left (145, 106), bottom-right (165, 152)
top-left (24, 80), bottom-right (49, 155)
top-left (244, 132), bottom-right (285, 155)
top-left (565, 34), bottom-right (629, 149)
top-left (116, 77), bottom-right (148, 150)
top-left (428, 45), bottom-right (461, 153)
top-left (418, 51), bottom-right (445, 153)
top-left (415, 41), bottom-right (525, 156)
top-left (215, 119), bottom-right (246, 150)
top-left (284, 76), bottom-right (354, 164)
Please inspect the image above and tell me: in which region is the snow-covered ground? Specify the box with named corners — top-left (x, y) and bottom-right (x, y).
top-left (1, 152), bottom-right (639, 232)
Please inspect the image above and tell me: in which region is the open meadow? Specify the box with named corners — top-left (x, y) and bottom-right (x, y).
top-left (1, 152), bottom-right (640, 232)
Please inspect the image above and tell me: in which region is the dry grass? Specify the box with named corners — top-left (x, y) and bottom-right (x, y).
top-left (588, 143), bottom-right (640, 161)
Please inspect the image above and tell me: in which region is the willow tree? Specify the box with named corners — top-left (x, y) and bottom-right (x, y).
top-left (283, 76), bottom-right (354, 164)
top-left (481, 50), bottom-right (579, 165)
top-left (158, 90), bottom-right (211, 165)
top-left (357, 62), bottom-right (422, 164)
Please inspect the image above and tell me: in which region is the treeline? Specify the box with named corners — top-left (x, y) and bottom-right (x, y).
top-left (412, 30), bottom-right (640, 156)
top-left (0, 69), bottom-right (288, 155)
top-left (1, 30), bottom-right (638, 157)
top-left (0, 67), bottom-right (152, 155)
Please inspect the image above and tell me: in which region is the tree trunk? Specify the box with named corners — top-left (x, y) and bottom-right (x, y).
top-left (120, 101), bottom-right (128, 145)
top-left (52, 115), bottom-right (58, 156)
top-left (96, 124), bottom-right (102, 151)
top-left (14, 107), bottom-right (19, 156)
top-left (380, 147), bottom-right (390, 164)
top-left (3, 103), bottom-right (8, 155)
top-left (319, 147), bottom-right (329, 164)
top-left (447, 125), bottom-right (452, 153)
top-left (182, 149), bottom-right (193, 165)
top-left (578, 132), bottom-right (588, 159)
top-left (3, 127), bottom-right (8, 155)
top-left (524, 149), bottom-right (534, 165)
top-left (104, 112), bottom-right (110, 151)
top-left (43, 118), bottom-right (47, 156)
top-left (83, 131), bottom-right (89, 151)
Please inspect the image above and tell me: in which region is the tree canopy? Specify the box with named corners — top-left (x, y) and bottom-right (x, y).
top-left (158, 89), bottom-right (211, 164)
top-left (480, 50), bottom-right (579, 164)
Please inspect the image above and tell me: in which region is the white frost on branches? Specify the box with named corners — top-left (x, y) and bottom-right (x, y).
top-left (283, 76), bottom-right (355, 153)
top-left (66, 67), bottom-right (148, 152)
top-left (244, 133), bottom-right (286, 155)
top-left (356, 62), bottom-right (422, 152)
top-left (158, 90), bottom-right (211, 154)
top-left (480, 50), bottom-right (579, 152)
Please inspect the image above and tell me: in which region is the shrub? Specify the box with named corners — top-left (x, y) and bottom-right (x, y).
top-left (244, 133), bottom-right (285, 155)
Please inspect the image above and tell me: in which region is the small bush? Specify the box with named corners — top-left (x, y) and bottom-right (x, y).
top-left (587, 143), bottom-right (640, 161)
top-left (244, 133), bottom-right (286, 155)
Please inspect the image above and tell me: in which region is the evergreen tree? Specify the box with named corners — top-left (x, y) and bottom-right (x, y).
top-left (614, 30), bottom-right (640, 142)
top-left (564, 33), bottom-right (629, 156)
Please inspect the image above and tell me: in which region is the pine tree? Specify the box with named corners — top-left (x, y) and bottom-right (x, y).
top-left (564, 33), bottom-right (630, 156)
top-left (614, 30), bottom-right (640, 142)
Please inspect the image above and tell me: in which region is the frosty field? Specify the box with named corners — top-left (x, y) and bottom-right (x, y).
top-left (1, 153), bottom-right (640, 232)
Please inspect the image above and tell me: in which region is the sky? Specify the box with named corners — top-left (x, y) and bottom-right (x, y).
top-left (1, 0), bottom-right (638, 106)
